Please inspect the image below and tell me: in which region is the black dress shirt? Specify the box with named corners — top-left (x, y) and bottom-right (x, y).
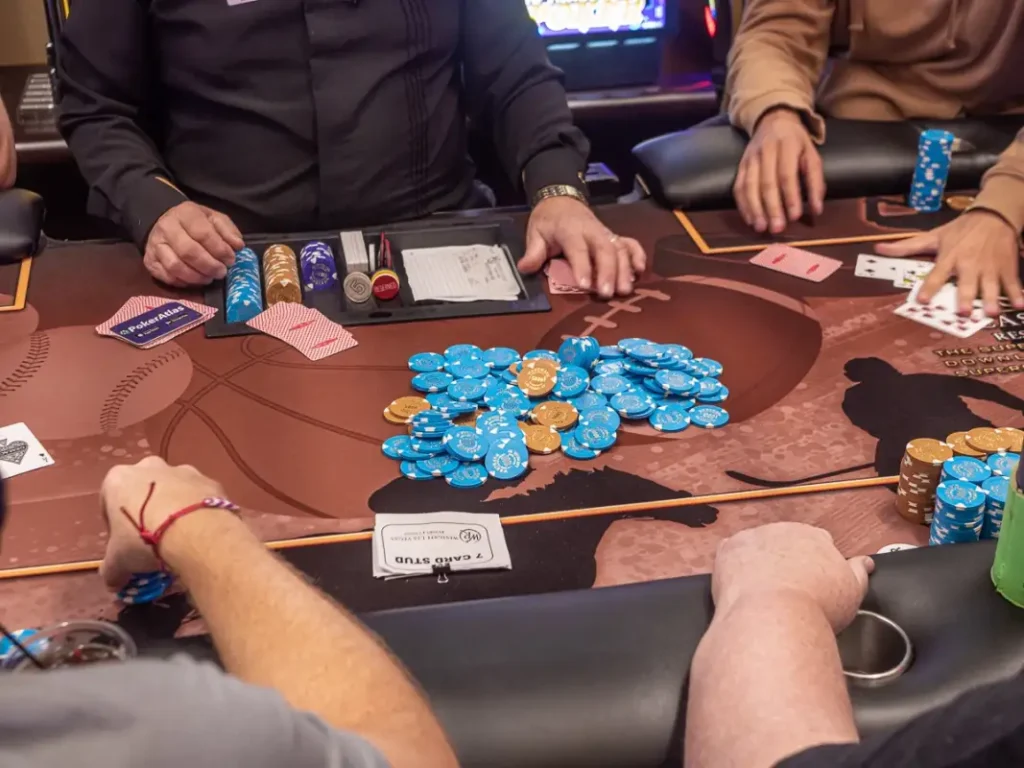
top-left (56, 0), bottom-right (589, 248)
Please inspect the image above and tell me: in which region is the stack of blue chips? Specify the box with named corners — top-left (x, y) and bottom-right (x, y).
top-left (225, 247), bottom-right (264, 324)
top-left (987, 452), bottom-right (1021, 479)
top-left (929, 480), bottom-right (987, 546)
top-left (382, 337), bottom-right (730, 489)
top-left (982, 475), bottom-right (1009, 540)
top-left (116, 571), bottom-right (173, 606)
top-left (299, 241), bottom-right (339, 294)
top-left (908, 129), bottom-right (955, 213)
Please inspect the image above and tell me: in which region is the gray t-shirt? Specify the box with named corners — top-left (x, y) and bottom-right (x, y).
top-left (0, 656), bottom-right (391, 767)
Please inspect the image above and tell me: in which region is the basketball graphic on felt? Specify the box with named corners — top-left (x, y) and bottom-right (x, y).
top-left (0, 325), bottom-right (193, 440)
top-left (537, 276), bottom-right (822, 429)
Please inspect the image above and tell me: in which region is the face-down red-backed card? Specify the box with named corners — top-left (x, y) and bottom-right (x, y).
top-left (750, 244), bottom-right (842, 283)
top-left (247, 303), bottom-right (358, 360)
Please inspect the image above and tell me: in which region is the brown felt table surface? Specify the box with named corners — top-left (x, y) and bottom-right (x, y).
top-left (1, 197), bottom-right (1023, 637)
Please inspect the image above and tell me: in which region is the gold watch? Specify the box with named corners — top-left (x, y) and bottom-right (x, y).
top-left (531, 183), bottom-right (589, 208)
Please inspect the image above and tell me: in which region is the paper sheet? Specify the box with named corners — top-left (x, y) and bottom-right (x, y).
top-left (402, 245), bottom-right (521, 303)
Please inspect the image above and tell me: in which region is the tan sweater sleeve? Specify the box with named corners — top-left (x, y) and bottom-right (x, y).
top-left (723, 0), bottom-right (835, 142)
top-left (973, 129), bottom-right (1024, 233)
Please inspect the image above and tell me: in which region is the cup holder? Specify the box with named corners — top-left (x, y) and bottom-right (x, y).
top-left (837, 610), bottom-right (913, 688)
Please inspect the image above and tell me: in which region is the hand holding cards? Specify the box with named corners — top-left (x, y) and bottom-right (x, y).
top-left (97, 296), bottom-right (217, 348)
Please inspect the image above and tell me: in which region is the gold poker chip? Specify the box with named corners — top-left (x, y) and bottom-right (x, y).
top-left (523, 424), bottom-right (561, 454)
top-left (532, 401), bottom-right (578, 431)
top-left (995, 427), bottom-right (1023, 454)
top-left (389, 396), bottom-right (430, 420)
top-left (904, 438), bottom-right (953, 467)
top-left (518, 366), bottom-right (556, 397)
top-left (945, 431), bottom-right (985, 458)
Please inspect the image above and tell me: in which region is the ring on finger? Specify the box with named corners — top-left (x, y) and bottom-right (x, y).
top-left (608, 234), bottom-right (620, 244)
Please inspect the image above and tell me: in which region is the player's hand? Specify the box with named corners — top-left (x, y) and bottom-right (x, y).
top-left (712, 522), bottom-right (873, 634)
top-left (144, 201), bottom-right (244, 287)
top-left (99, 456), bottom-right (226, 590)
top-left (876, 209), bottom-right (1024, 317)
top-left (518, 195), bottom-right (646, 299)
top-left (735, 108), bottom-right (825, 234)
top-left (0, 97), bottom-right (16, 189)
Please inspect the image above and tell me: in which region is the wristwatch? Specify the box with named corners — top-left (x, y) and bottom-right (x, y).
top-left (531, 183), bottom-right (589, 208)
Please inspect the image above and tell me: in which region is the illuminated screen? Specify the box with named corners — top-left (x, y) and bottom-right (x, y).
top-left (527, 0), bottom-right (667, 36)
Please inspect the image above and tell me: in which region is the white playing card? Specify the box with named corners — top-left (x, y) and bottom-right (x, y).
top-left (894, 263), bottom-right (934, 289)
top-left (895, 282), bottom-right (992, 339)
top-left (855, 254), bottom-right (902, 280)
top-left (0, 423), bottom-right (55, 479)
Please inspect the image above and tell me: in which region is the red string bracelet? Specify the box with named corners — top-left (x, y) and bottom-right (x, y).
top-left (119, 482), bottom-right (240, 569)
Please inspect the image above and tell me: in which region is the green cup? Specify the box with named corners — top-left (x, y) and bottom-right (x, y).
top-left (992, 460), bottom-right (1024, 607)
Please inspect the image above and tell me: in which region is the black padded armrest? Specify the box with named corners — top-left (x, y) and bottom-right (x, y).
top-left (633, 116), bottom-right (1024, 210)
top-left (146, 541), bottom-right (1024, 768)
top-left (0, 188), bottom-right (46, 262)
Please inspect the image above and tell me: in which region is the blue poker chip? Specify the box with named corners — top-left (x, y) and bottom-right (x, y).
top-left (689, 405), bottom-right (730, 429)
top-left (416, 455), bottom-right (460, 477)
top-left (941, 456), bottom-right (992, 484)
top-left (409, 436), bottom-right (446, 455)
top-left (660, 343), bottom-right (693, 361)
top-left (476, 411), bottom-right (519, 435)
top-left (408, 352), bottom-right (446, 373)
top-left (987, 452), bottom-right (1020, 478)
top-left (396, 440), bottom-right (433, 460)
top-left (484, 388), bottom-right (531, 416)
top-left (591, 373), bottom-right (631, 396)
top-left (553, 364), bottom-right (590, 398)
top-left (411, 371), bottom-right (455, 393)
top-left (411, 409), bottom-right (452, 427)
top-left (481, 347), bottom-right (520, 370)
top-left (485, 439), bottom-right (530, 480)
top-left (444, 427), bottom-right (490, 461)
top-left (561, 432), bottom-right (602, 460)
top-left (695, 378), bottom-right (723, 399)
top-left (426, 392), bottom-right (457, 409)
top-left (574, 423), bottom-right (617, 451)
top-left (571, 391), bottom-right (608, 412)
top-left (447, 358), bottom-right (490, 380)
top-left (692, 358), bottom-right (723, 377)
top-left (610, 391), bottom-right (655, 417)
top-left (599, 345), bottom-right (624, 359)
top-left (445, 344), bottom-right (483, 361)
top-left (447, 378), bottom-right (487, 402)
top-left (579, 406), bottom-right (621, 433)
top-left (557, 337), bottom-right (600, 370)
top-left (698, 385), bottom-right (729, 404)
top-left (523, 349), bottom-right (560, 362)
top-left (617, 338), bottom-right (650, 352)
top-left (382, 435), bottom-right (413, 460)
top-left (435, 399), bottom-right (477, 417)
top-left (480, 375), bottom-right (506, 396)
top-left (624, 342), bottom-right (665, 362)
top-left (649, 403), bottom-right (692, 432)
top-left (446, 463), bottom-right (489, 489)
top-left (500, 367), bottom-right (519, 383)
top-left (655, 370), bottom-right (698, 395)
top-left (935, 480), bottom-right (986, 511)
top-left (623, 360), bottom-right (659, 377)
top-left (401, 461), bottom-right (437, 480)
top-left (982, 476), bottom-right (1009, 508)
top-left (594, 360), bottom-right (627, 376)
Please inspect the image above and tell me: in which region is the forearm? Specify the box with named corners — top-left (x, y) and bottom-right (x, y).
top-left (0, 97), bottom-right (15, 188)
top-left (974, 129), bottom-right (1024, 234)
top-left (724, 0), bottom-right (834, 140)
top-left (685, 592), bottom-right (858, 768)
top-left (161, 509), bottom-right (458, 768)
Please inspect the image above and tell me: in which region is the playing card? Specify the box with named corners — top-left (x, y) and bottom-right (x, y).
top-left (895, 281), bottom-right (992, 338)
top-left (544, 259), bottom-right (588, 295)
top-left (894, 262), bottom-right (934, 289)
top-left (750, 244), bottom-right (842, 283)
top-left (246, 303), bottom-right (358, 361)
top-left (0, 422), bottom-right (55, 479)
top-left (97, 296), bottom-right (216, 348)
top-left (855, 254), bottom-right (902, 280)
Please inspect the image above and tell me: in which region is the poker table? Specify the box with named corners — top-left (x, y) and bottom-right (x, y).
top-left (1, 194), bottom-right (1024, 634)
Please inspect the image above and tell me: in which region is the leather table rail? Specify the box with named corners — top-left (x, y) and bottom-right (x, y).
top-left (153, 541), bottom-right (1024, 768)
top-left (633, 116), bottom-right (1024, 210)
top-left (0, 187), bottom-right (46, 262)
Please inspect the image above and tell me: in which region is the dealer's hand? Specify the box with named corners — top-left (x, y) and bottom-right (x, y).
top-left (145, 201), bottom-right (244, 287)
top-left (99, 456), bottom-right (226, 590)
top-left (735, 108), bottom-right (825, 234)
top-left (876, 209), bottom-right (1024, 317)
top-left (0, 96), bottom-right (16, 189)
top-left (712, 522), bottom-right (873, 633)
top-left (518, 196), bottom-right (646, 299)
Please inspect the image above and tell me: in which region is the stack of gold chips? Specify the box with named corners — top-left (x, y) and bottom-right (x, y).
top-left (262, 244), bottom-right (303, 306)
top-left (896, 438), bottom-right (953, 525)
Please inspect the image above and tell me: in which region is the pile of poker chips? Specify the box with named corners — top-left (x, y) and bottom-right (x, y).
top-left (225, 247), bottom-right (265, 324)
top-left (262, 244), bottom-right (303, 306)
top-left (908, 128), bottom-right (954, 213)
top-left (299, 241), bottom-right (339, 294)
top-left (380, 337), bottom-right (730, 488)
top-left (896, 427), bottom-right (1022, 545)
top-left (116, 571), bottom-right (173, 605)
